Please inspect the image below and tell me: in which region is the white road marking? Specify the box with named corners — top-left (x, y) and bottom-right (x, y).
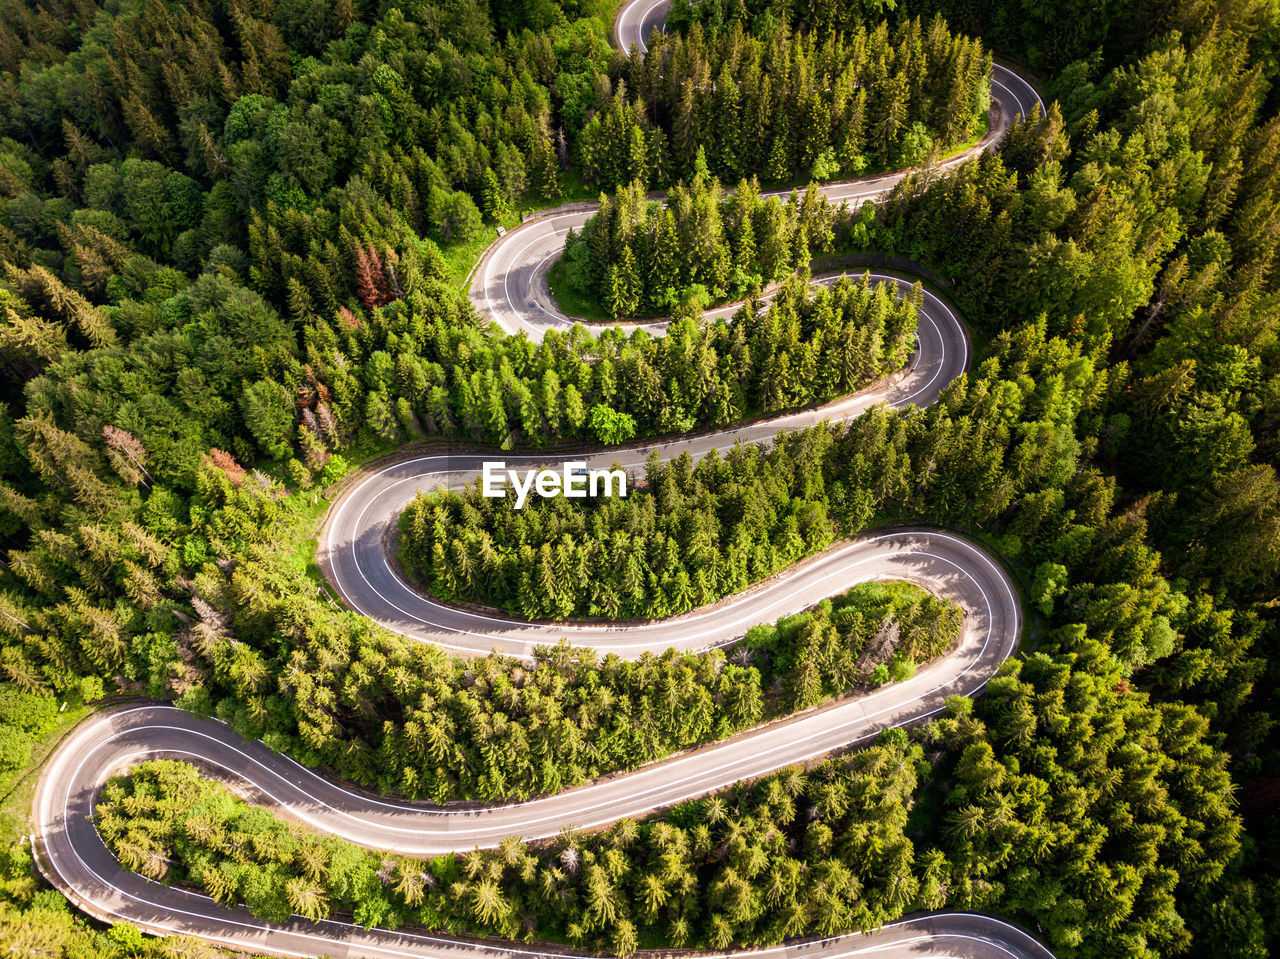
top-left (36, 6), bottom-right (1055, 957)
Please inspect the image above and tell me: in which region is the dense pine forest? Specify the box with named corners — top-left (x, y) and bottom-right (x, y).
top-left (0, 0), bottom-right (1279, 956)
top-left (582, 18), bottom-right (991, 187)
top-left (559, 177), bottom-right (848, 316)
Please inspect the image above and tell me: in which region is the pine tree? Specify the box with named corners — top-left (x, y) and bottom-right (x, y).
top-left (481, 167), bottom-right (514, 223)
top-left (354, 244), bottom-right (392, 310)
top-left (16, 415), bottom-right (119, 514)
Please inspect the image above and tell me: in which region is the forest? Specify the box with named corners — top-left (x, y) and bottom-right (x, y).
top-left (0, 0), bottom-right (1278, 955)
top-left (399, 437), bottom-right (957, 623)
top-left (99, 640), bottom-right (1238, 959)
top-left (580, 17), bottom-right (991, 188)
top-left (558, 176), bottom-right (847, 316)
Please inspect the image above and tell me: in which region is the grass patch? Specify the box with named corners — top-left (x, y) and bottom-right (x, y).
top-left (841, 579), bottom-right (937, 608)
top-left (936, 113), bottom-right (990, 164)
top-left (516, 172), bottom-right (600, 217)
top-left (547, 259), bottom-right (615, 322)
top-left (275, 437), bottom-right (411, 585)
top-left (278, 483), bottom-right (337, 585)
top-left (441, 228), bottom-right (500, 292)
top-left (0, 696), bottom-right (91, 846)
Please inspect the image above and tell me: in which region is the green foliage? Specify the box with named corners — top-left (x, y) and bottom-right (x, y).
top-left (922, 643), bottom-right (1243, 957)
top-left (107, 923), bottom-right (149, 953)
top-left (104, 649), bottom-right (1242, 958)
top-left (580, 17), bottom-right (990, 188)
top-left (563, 177), bottom-right (841, 315)
top-left (0, 686), bottom-right (57, 776)
top-left (896, 122), bottom-right (935, 167)
top-left (240, 380), bottom-right (295, 461)
top-left (1029, 561), bottom-right (1068, 616)
top-left (2, 0), bottom-right (1280, 952)
top-left (402, 438), bottom-right (842, 621)
top-left (587, 404), bottom-right (636, 445)
top-left (0, 898), bottom-right (241, 959)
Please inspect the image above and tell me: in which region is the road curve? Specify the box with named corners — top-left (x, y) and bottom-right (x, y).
top-left (34, 3), bottom-right (1055, 958)
top-left (331, 7), bottom-right (1048, 657)
top-left (37, 526), bottom-right (1026, 951)
top-left (476, 10), bottom-right (1042, 342)
top-left (36, 708), bottom-right (1053, 959)
top-left (52, 530), bottom-right (1017, 852)
top-left (320, 273), bottom-right (968, 658)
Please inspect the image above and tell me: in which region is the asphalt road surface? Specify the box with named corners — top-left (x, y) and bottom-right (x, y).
top-left (476, 5), bottom-right (1042, 342)
top-left (34, 4), bottom-right (1055, 957)
top-left (319, 273), bottom-right (970, 658)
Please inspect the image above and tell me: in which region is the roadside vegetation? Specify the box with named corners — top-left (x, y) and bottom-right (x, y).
top-left (0, 685), bottom-right (248, 959)
top-left (0, 686), bottom-right (86, 846)
top-left (0, 0), bottom-right (1278, 953)
top-left (100, 645), bottom-right (1237, 959)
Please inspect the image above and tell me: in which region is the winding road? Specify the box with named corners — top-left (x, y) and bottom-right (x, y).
top-left (320, 274), bottom-right (971, 658)
top-left (479, 0), bottom-right (1042, 341)
top-left (33, 6), bottom-right (1055, 959)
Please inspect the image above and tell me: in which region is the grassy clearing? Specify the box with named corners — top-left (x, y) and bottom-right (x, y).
top-left (547, 259), bottom-right (615, 322)
top-left (0, 698), bottom-right (91, 845)
top-left (938, 113), bottom-right (991, 163)
top-left (441, 228), bottom-right (501, 292)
